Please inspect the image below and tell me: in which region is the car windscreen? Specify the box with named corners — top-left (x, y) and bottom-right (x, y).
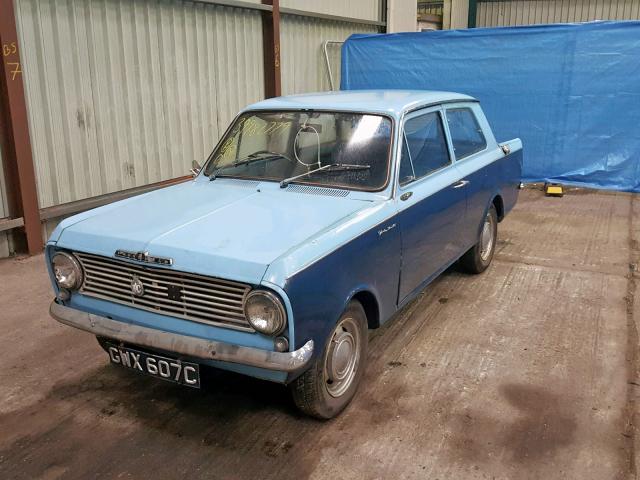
top-left (203, 111), bottom-right (392, 191)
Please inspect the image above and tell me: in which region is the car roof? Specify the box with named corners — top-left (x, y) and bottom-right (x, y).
top-left (244, 90), bottom-right (477, 117)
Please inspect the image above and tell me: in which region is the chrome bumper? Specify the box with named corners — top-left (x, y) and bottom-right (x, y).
top-left (50, 301), bottom-right (314, 373)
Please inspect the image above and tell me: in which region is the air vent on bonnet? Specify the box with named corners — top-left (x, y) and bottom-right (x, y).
top-left (285, 184), bottom-right (350, 197)
top-left (215, 178), bottom-right (260, 188)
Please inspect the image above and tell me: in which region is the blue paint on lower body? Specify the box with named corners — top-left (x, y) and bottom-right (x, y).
top-left (284, 219), bottom-right (402, 353)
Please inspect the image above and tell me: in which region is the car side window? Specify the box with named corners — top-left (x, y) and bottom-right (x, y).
top-left (399, 111), bottom-right (451, 186)
top-left (446, 108), bottom-right (487, 159)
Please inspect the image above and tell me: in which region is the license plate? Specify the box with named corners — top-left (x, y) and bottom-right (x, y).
top-left (106, 343), bottom-right (200, 388)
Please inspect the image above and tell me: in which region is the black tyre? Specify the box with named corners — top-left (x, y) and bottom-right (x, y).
top-left (290, 301), bottom-right (368, 419)
top-left (460, 204), bottom-right (498, 274)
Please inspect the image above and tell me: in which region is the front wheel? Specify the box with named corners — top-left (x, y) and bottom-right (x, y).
top-left (460, 204), bottom-right (498, 274)
top-left (290, 301), bottom-right (368, 419)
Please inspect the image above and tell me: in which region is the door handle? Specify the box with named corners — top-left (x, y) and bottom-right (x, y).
top-left (400, 191), bottom-right (413, 201)
top-left (452, 180), bottom-right (469, 189)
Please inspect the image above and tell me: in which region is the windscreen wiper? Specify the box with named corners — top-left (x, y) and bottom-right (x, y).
top-left (280, 163), bottom-right (370, 188)
top-left (209, 152), bottom-right (288, 180)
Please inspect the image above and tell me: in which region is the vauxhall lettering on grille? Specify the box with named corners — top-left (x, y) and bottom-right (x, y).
top-left (115, 250), bottom-right (173, 266)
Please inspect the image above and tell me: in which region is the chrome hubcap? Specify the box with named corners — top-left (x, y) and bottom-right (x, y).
top-left (324, 317), bottom-right (360, 398)
top-left (480, 212), bottom-right (495, 262)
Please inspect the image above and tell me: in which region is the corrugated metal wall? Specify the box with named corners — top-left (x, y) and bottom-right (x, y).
top-left (477, 0), bottom-right (640, 27)
top-left (449, 0), bottom-right (469, 27)
top-left (280, 15), bottom-right (379, 95)
top-left (418, 1), bottom-right (445, 16)
top-left (15, 0), bottom-right (264, 209)
top-left (281, 0), bottom-right (382, 22)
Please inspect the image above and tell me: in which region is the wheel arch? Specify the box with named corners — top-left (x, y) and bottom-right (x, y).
top-left (492, 193), bottom-right (505, 222)
top-left (475, 192), bottom-right (504, 238)
top-left (350, 289), bottom-right (381, 330)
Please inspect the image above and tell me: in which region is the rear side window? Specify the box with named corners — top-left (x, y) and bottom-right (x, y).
top-left (446, 108), bottom-right (487, 159)
top-left (399, 111), bottom-right (451, 185)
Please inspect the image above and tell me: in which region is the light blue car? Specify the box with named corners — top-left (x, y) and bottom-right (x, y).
top-left (47, 90), bottom-right (522, 419)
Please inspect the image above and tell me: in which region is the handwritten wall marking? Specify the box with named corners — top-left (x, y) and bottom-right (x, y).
top-left (2, 42), bottom-right (22, 80)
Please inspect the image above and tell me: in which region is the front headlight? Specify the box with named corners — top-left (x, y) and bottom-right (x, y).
top-left (52, 252), bottom-right (83, 290)
top-left (243, 290), bottom-right (286, 335)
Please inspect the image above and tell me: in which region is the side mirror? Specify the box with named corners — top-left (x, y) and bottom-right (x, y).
top-left (190, 160), bottom-right (202, 177)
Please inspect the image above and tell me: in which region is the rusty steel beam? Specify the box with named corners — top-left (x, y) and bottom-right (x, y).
top-left (0, 216), bottom-right (23, 232)
top-left (40, 175), bottom-right (192, 221)
top-left (0, 0), bottom-right (42, 254)
top-left (279, 7), bottom-right (387, 26)
top-left (261, 0), bottom-right (281, 98)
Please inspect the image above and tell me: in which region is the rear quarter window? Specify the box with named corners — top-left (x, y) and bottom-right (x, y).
top-left (446, 108), bottom-right (487, 160)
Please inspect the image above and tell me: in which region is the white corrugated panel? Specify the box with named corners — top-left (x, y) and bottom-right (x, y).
top-left (280, 0), bottom-right (382, 22)
top-left (477, 0), bottom-right (640, 27)
top-left (15, 0), bottom-right (264, 209)
top-left (280, 14), bottom-right (379, 95)
top-left (450, 0), bottom-right (469, 28)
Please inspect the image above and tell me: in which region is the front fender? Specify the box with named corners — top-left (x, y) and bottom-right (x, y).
top-left (280, 219), bottom-right (401, 354)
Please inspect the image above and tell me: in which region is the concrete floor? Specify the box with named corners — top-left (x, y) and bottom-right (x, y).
top-left (0, 188), bottom-right (639, 480)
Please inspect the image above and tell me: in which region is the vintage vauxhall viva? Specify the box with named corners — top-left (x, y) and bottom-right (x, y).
top-left (47, 90), bottom-right (522, 419)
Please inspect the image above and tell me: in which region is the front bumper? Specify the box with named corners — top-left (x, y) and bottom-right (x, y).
top-left (50, 301), bottom-right (314, 373)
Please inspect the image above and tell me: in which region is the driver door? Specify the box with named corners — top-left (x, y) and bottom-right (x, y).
top-left (396, 107), bottom-right (468, 303)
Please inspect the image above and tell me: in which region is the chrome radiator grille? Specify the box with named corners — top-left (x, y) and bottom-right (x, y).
top-left (76, 252), bottom-right (252, 331)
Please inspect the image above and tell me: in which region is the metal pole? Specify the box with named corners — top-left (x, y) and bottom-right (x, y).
top-left (261, 0), bottom-right (282, 98)
top-left (0, 0), bottom-right (42, 254)
top-left (468, 0), bottom-right (478, 28)
top-left (323, 41), bottom-right (344, 91)
top-left (381, 0), bottom-right (388, 32)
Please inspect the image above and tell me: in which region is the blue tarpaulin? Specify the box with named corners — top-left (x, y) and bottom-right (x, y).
top-left (341, 22), bottom-right (640, 192)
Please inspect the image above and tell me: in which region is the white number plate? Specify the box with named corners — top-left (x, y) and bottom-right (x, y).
top-left (106, 343), bottom-right (200, 388)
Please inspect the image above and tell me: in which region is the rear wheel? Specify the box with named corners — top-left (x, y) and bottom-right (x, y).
top-left (290, 301), bottom-right (368, 419)
top-left (460, 204), bottom-right (498, 274)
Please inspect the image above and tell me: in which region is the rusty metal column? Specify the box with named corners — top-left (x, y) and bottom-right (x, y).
top-left (0, 0), bottom-right (42, 254)
top-left (261, 0), bottom-right (281, 98)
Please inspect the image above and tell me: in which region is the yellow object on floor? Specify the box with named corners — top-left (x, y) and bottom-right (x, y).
top-left (545, 184), bottom-right (564, 197)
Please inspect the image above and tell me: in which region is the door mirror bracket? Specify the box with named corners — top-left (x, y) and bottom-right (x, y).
top-left (190, 160), bottom-right (202, 177)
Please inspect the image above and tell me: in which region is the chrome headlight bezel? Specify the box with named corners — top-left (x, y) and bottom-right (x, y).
top-left (51, 252), bottom-right (84, 290)
top-left (243, 289), bottom-right (287, 336)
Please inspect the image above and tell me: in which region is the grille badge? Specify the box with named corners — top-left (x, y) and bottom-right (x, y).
top-left (131, 275), bottom-right (145, 297)
top-left (115, 250), bottom-right (173, 266)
